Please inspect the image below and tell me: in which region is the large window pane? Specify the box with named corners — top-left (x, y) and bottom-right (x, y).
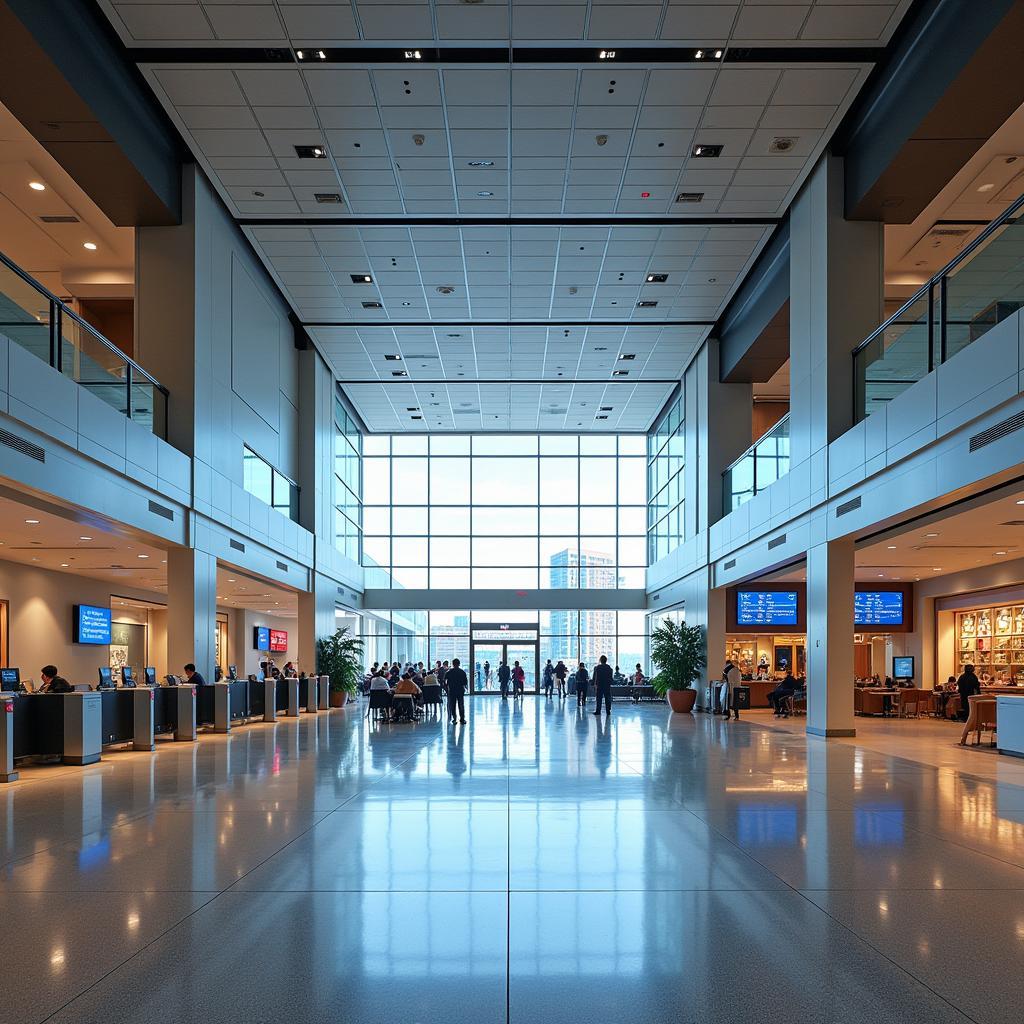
top-left (472, 536), bottom-right (538, 566)
top-left (364, 506), bottom-right (390, 534)
top-left (618, 506), bottom-right (645, 534)
top-left (618, 457), bottom-right (645, 500)
top-left (392, 506), bottom-right (428, 535)
top-left (473, 435), bottom-right (538, 455)
top-left (363, 536), bottom-right (390, 567)
top-left (540, 506), bottom-right (577, 534)
top-left (473, 457), bottom-right (537, 503)
top-left (579, 458), bottom-right (616, 501)
top-left (392, 537), bottom-right (428, 565)
top-left (429, 458), bottom-right (470, 503)
top-left (473, 506), bottom-right (538, 535)
top-left (472, 567), bottom-right (539, 587)
top-left (389, 565), bottom-right (428, 588)
top-left (392, 458), bottom-right (428, 499)
top-left (540, 458), bottom-right (578, 504)
top-left (430, 567), bottom-right (470, 588)
top-left (580, 435), bottom-right (616, 455)
top-left (540, 435), bottom-right (578, 455)
top-left (392, 436), bottom-right (427, 455)
top-left (430, 436), bottom-right (470, 455)
top-left (431, 506), bottom-right (471, 535)
top-left (430, 536), bottom-right (470, 565)
top-left (580, 506), bottom-right (616, 534)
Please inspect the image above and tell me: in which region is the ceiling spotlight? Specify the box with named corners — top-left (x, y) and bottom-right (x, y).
top-left (60, 563), bottom-right (69, 568)
top-left (83, 241), bottom-right (97, 250)
top-left (714, 49), bottom-right (723, 59)
top-left (351, 273), bottom-right (373, 284)
top-left (619, 353), bottom-right (636, 360)
top-left (692, 144), bottom-right (723, 158)
top-left (694, 49), bottom-right (704, 59)
top-left (676, 191), bottom-right (704, 203)
top-left (296, 49), bottom-right (304, 59)
top-left (612, 369), bottom-right (629, 377)
top-left (361, 300), bottom-right (383, 309)
top-left (29, 181), bottom-right (45, 191)
top-left (646, 273), bottom-right (668, 283)
top-left (384, 354), bottom-right (402, 361)
top-left (637, 300), bottom-right (658, 308)
top-left (924, 532), bottom-right (939, 538)
top-left (599, 50), bottom-right (616, 60)
top-left (294, 145), bottom-right (326, 159)
top-left (316, 50), bottom-right (326, 60)
top-left (314, 192), bottom-right (343, 204)
top-left (404, 50), bottom-right (422, 60)
top-left (24, 519), bottom-right (39, 524)
top-left (977, 183), bottom-right (996, 193)
top-left (137, 553), bottom-right (149, 559)
top-left (600, 406), bottom-right (613, 412)
top-left (79, 536), bottom-right (92, 541)
top-left (436, 285), bottom-right (455, 294)
top-left (467, 160), bottom-right (494, 167)
top-left (392, 369), bottom-right (408, 377)
top-left (886, 545), bottom-right (896, 550)
top-left (932, 567), bottom-right (942, 571)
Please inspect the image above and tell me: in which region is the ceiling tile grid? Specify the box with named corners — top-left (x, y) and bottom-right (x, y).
top-left (101, 1), bottom-right (912, 47)
top-left (246, 221), bottom-right (773, 322)
top-left (144, 60), bottom-right (870, 219)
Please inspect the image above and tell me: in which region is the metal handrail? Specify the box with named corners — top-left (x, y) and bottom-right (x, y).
top-left (0, 247), bottom-right (167, 394)
top-left (851, 191), bottom-right (1024, 359)
top-left (723, 412), bottom-right (790, 475)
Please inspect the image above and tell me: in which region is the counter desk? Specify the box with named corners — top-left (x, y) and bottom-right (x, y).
top-left (8, 691), bottom-right (102, 766)
top-left (997, 695), bottom-right (1024, 757)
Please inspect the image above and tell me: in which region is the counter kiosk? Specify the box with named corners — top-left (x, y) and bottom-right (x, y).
top-left (9, 690), bottom-right (102, 767)
top-left (318, 674), bottom-right (330, 711)
top-left (300, 675), bottom-right (319, 713)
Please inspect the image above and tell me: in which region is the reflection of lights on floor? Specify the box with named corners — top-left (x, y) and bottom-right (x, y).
top-left (50, 948), bottom-right (65, 970)
top-left (725, 782), bottom-right (808, 793)
top-left (127, 912), bottom-right (140, 931)
top-left (878, 900), bottom-right (889, 918)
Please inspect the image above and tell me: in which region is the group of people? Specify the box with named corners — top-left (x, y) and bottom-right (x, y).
top-left (365, 658), bottom-right (469, 724)
top-left (718, 658), bottom-right (806, 719)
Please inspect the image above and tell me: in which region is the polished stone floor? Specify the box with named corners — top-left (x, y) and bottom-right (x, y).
top-left (4, 699), bottom-right (1024, 1024)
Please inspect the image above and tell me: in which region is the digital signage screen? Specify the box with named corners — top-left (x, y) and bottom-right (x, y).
top-left (893, 656), bottom-right (915, 679)
top-left (736, 590), bottom-right (799, 627)
top-left (269, 629), bottom-right (289, 653)
top-left (854, 590), bottom-right (905, 626)
top-left (74, 604), bottom-right (112, 645)
top-left (253, 626), bottom-right (270, 650)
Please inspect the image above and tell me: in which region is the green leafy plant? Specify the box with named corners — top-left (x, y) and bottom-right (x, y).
top-left (649, 619), bottom-right (706, 695)
top-left (316, 627), bottom-right (364, 695)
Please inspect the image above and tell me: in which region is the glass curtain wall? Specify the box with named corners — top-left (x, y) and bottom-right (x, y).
top-left (335, 395), bottom-right (363, 563)
top-left (361, 609), bottom-right (649, 675)
top-left (647, 393), bottom-right (684, 564)
top-left (361, 434), bottom-right (646, 590)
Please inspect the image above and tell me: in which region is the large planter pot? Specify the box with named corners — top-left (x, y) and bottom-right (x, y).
top-left (329, 690), bottom-right (346, 708)
top-left (667, 688), bottom-right (697, 714)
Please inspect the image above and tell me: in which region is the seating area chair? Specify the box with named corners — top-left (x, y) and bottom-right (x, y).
top-left (391, 693), bottom-right (419, 723)
top-left (421, 684), bottom-right (442, 713)
top-left (960, 695), bottom-right (997, 747)
top-left (365, 689), bottom-right (391, 721)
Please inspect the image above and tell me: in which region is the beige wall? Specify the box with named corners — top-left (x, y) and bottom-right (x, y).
top-left (0, 559), bottom-right (165, 686)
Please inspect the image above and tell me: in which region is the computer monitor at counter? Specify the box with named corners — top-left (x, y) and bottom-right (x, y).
top-left (144, 667), bottom-right (156, 686)
top-left (1, 667), bottom-right (20, 690)
top-left (97, 667), bottom-right (113, 689)
top-left (121, 666), bottom-right (136, 687)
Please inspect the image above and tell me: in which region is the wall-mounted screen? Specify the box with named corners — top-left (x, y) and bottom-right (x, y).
top-left (855, 590), bottom-right (905, 626)
top-left (736, 590), bottom-right (799, 627)
top-left (269, 629), bottom-right (289, 653)
top-left (74, 604), bottom-right (112, 645)
top-left (0, 667), bottom-right (20, 688)
top-left (254, 626), bottom-right (270, 650)
top-left (893, 656), bottom-right (915, 679)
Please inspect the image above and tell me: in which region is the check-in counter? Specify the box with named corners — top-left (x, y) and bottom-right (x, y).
top-left (299, 676), bottom-right (318, 713)
top-left (100, 688), bottom-right (159, 750)
top-left (997, 695), bottom-right (1024, 757)
top-left (8, 692), bottom-right (102, 767)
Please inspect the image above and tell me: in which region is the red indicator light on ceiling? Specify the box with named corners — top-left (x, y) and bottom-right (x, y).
top-left (640, 191), bottom-right (650, 198)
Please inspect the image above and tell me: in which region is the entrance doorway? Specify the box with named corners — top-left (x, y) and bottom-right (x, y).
top-left (470, 623), bottom-right (539, 695)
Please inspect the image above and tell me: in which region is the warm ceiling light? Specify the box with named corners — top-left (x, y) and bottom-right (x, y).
top-left (296, 49), bottom-right (304, 59)
top-left (886, 545), bottom-right (896, 549)
top-left (995, 551), bottom-right (1007, 555)
top-left (228, 578), bottom-right (235, 582)
top-left (932, 567), bottom-right (942, 571)
top-left (137, 553), bottom-right (149, 559)
top-left (977, 183), bottom-right (996, 193)
top-left (924, 532), bottom-right (939, 537)
top-left (79, 535), bottom-right (92, 541)
top-left (1016, 499), bottom-right (1024, 505)
top-left (24, 519), bottom-right (39, 524)
top-left (694, 49), bottom-right (704, 59)
top-left (60, 562), bottom-right (69, 568)
top-left (714, 49), bottom-right (723, 59)
top-left (83, 241), bottom-right (97, 250)
top-left (29, 181), bottom-right (45, 191)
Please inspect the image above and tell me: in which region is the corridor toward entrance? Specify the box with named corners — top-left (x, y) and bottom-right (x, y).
top-left (470, 622), bottom-right (540, 694)
top-left (3, 702), bottom-right (1023, 1023)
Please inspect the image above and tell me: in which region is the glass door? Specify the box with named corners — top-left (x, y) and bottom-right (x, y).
top-left (470, 623), bottom-right (540, 695)
top-left (506, 644), bottom-right (538, 694)
top-left (471, 644), bottom-right (502, 693)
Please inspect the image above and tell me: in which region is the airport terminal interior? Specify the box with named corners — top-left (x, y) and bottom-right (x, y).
top-left (2, 0), bottom-right (1024, 1021)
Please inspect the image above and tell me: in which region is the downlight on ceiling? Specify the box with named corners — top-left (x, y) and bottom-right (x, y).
top-left (692, 144), bottom-right (722, 158)
top-left (646, 273), bottom-right (668, 283)
top-left (467, 160), bottom-right (494, 167)
top-left (83, 241), bottom-right (98, 250)
top-left (637, 300), bottom-right (658, 308)
top-left (29, 181), bottom-right (45, 191)
top-left (391, 370), bottom-right (408, 377)
top-left (612, 369), bottom-right (629, 377)
top-left (295, 145), bottom-right (326, 159)
top-left (314, 193), bottom-right (343, 204)
top-left (384, 354), bottom-right (402, 361)
top-left (404, 50), bottom-right (422, 60)
top-left (598, 50), bottom-right (616, 59)
top-left (619, 353), bottom-right (636, 360)
top-left (676, 192), bottom-right (704, 203)
top-left (362, 300), bottom-right (383, 309)
top-left (351, 274), bottom-right (373, 284)
top-left (769, 137), bottom-right (798, 154)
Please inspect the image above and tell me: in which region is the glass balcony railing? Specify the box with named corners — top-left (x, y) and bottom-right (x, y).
top-left (854, 192), bottom-right (1024, 420)
top-left (723, 413), bottom-right (790, 515)
top-left (0, 249), bottom-right (167, 437)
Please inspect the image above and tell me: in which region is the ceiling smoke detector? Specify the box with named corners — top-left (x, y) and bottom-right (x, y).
top-left (436, 285), bottom-right (455, 294)
top-left (769, 137), bottom-right (798, 153)
top-left (595, 134), bottom-right (609, 147)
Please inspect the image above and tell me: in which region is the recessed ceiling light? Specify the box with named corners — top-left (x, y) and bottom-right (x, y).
top-left (351, 273), bottom-right (373, 284)
top-left (468, 160), bottom-right (494, 167)
top-left (692, 144), bottom-right (722, 158)
top-left (694, 49), bottom-right (705, 59)
top-left (596, 415), bottom-right (608, 420)
top-left (637, 300), bottom-right (657, 308)
top-left (619, 353), bottom-right (635, 360)
top-left (598, 50), bottom-right (616, 59)
top-left (137, 554), bottom-right (149, 559)
top-left (886, 545), bottom-right (896, 549)
top-left (877, 573), bottom-right (884, 578)
top-left (714, 49), bottom-right (723, 59)
top-left (392, 370), bottom-right (408, 377)
top-left (476, 190), bottom-right (494, 197)
top-left (228, 578), bottom-right (235, 582)
top-left (404, 49), bottom-right (422, 60)
top-left (24, 519), bottom-right (39, 524)
top-left (646, 273), bottom-right (668, 283)
top-left (384, 354), bottom-right (402, 361)
top-left (996, 551), bottom-right (1007, 555)
top-left (79, 535), bottom-right (91, 541)
top-left (676, 192), bottom-right (704, 203)
top-left (60, 563), bottom-right (69, 568)
top-left (361, 301), bottom-right (383, 309)
top-left (29, 181), bottom-right (45, 191)
top-left (977, 183), bottom-right (996, 193)
top-left (294, 145), bottom-right (326, 159)
top-left (924, 532), bottom-right (939, 538)
top-left (612, 369), bottom-right (629, 377)
top-left (314, 192), bottom-right (343, 204)
top-left (932, 567), bottom-right (942, 571)
top-left (406, 407), bottom-right (419, 412)
top-left (600, 406), bottom-right (613, 411)
top-left (1016, 499), bottom-right (1024, 505)
top-left (83, 241), bottom-right (97, 250)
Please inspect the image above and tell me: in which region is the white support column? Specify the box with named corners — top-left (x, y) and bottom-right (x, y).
top-left (167, 546), bottom-right (218, 685)
top-left (298, 572), bottom-right (338, 677)
top-left (702, 583), bottom-right (728, 711)
top-left (806, 534), bottom-right (856, 737)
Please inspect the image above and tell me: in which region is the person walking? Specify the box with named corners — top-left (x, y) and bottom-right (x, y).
top-left (483, 660), bottom-right (491, 689)
top-left (721, 658), bottom-right (741, 720)
top-left (512, 660), bottom-right (525, 700)
top-left (497, 660), bottom-right (511, 700)
top-left (592, 654), bottom-right (613, 717)
top-left (554, 659), bottom-right (568, 699)
top-left (446, 657), bottom-right (468, 725)
top-left (542, 659), bottom-right (555, 698)
top-left (575, 662), bottom-right (590, 708)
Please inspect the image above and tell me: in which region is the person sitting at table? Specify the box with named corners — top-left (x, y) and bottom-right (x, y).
top-left (40, 665), bottom-right (72, 693)
top-left (613, 665), bottom-right (626, 686)
top-left (394, 673), bottom-right (421, 698)
top-left (768, 672), bottom-right (797, 717)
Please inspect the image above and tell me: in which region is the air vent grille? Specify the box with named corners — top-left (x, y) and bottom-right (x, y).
top-left (0, 427), bottom-right (45, 462)
top-left (724, 558), bottom-right (736, 570)
top-left (930, 227), bottom-right (972, 237)
top-left (229, 539), bottom-right (245, 552)
top-left (836, 495), bottom-right (862, 517)
top-left (969, 411), bottom-right (1024, 452)
top-left (39, 215), bottom-right (80, 223)
top-left (147, 500), bottom-right (173, 521)
top-left (767, 533), bottom-right (786, 550)
top-left (276, 560), bottom-right (288, 572)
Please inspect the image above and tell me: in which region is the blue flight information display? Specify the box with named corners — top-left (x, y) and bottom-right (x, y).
top-left (74, 604), bottom-right (112, 645)
top-left (854, 590), bottom-right (904, 626)
top-left (254, 626), bottom-right (270, 650)
top-left (736, 590), bottom-right (799, 626)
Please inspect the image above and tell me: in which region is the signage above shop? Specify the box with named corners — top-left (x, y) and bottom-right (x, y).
top-left (736, 590), bottom-right (799, 627)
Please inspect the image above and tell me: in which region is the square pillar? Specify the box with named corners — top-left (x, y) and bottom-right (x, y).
top-left (806, 536), bottom-right (856, 737)
top-left (297, 572), bottom-right (338, 677)
top-left (167, 547), bottom-right (218, 684)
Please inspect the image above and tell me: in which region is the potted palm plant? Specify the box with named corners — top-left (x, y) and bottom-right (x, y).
top-left (650, 619), bottom-right (706, 714)
top-left (316, 627), bottom-right (364, 708)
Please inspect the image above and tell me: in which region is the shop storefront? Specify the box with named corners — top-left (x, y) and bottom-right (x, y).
top-left (937, 586), bottom-right (1024, 685)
